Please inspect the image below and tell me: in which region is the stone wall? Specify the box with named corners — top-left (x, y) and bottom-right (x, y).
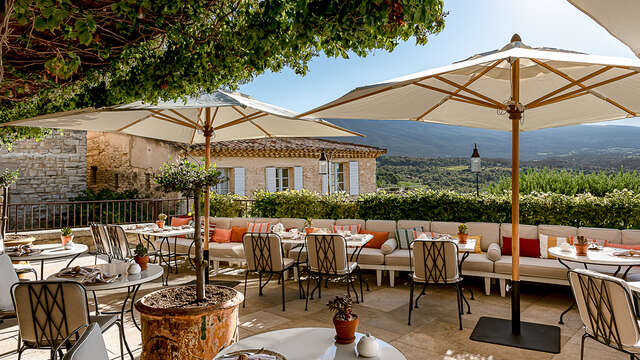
top-left (0, 130), bottom-right (87, 203)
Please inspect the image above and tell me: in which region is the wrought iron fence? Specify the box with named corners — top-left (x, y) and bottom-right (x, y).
top-left (7, 198), bottom-right (193, 233)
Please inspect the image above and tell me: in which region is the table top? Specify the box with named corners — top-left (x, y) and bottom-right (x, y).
top-left (549, 246), bottom-right (640, 266)
top-left (124, 225), bottom-right (195, 237)
top-left (279, 233), bottom-right (373, 247)
top-left (412, 238), bottom-right (476, 253)
top-left (8, 243), bottom-right (88, 261)
top-left (216, 327), bottom-right (407, 360)
top-left (48, 262), bottom-right (164, 291)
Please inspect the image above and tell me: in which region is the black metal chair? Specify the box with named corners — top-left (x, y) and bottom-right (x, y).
top-left (569, 268), bottom-right (640, 359)
top-left (54, 323), bottom-right (109, 360)
top-left (408, 239), bottom-right (465, 330)
top-left (242, 232), bottom-right (302, 312)
top-left (105, 225), bottom-right (131, 262)
top-left (89, 224), bottom-right (112, 264)
top-left (11, 281), bottom-right (124, 360)
top-left (304, 234), bottom-right (364, 311)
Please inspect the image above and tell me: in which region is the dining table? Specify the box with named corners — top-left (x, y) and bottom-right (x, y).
top-left (7, 243), bottom-right (88, 279)
top-left (48, 262), bottom-right (164, 360)
top-left (549, 245), bottom-right (640, 324)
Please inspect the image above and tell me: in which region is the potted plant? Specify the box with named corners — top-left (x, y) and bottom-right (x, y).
top-left (575, 235), bottom-right (589, 256)
top-left (305, 217), bottom-right (314, 234)
top-left (134, 243), bottom-right (149, 270)
top-left (60, 227), bottom-right (74, 246)
top-left (156, 213), bottom-right (167, 228)
top-left (327, 294), bottom-right (358, 344)
top-left (457, 224), bottom-right (469, 244)
top-left (136, 158), bottom-right (242, 360)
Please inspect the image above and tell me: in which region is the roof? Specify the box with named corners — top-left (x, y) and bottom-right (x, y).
top-left (189, 137), bottom-right (386, 159)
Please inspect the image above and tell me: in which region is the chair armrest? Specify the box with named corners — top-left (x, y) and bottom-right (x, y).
top-left (487, 243), bottom-right (501, 262)
top-left (381, 238), bottom-right (398, 255)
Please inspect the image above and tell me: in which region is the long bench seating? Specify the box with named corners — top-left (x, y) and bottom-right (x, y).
top-left (174, 217), bottom-right (640, 296)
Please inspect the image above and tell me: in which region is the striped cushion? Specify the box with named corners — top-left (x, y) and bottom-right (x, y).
top-left (247, 222), bottom-right (271, 233)
top-left (331, 224), bottom-right (361, 234)
top-left (396, 227), bottom-right (423, 249)
top-left (199, 220), bottom-right (216, 241)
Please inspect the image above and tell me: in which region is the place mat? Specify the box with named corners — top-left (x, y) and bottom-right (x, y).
top-left (56, 266), bottom-right (119, 284)
top-left (5, 245), bottom-right (41, 256)
top-left (612, 250), bottom-right (640, 257)
top-left (217, 349), bottom-right (285, 360)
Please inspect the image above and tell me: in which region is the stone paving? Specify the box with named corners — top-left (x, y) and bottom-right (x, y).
top-left (0, 255), bottom-right (629, 360)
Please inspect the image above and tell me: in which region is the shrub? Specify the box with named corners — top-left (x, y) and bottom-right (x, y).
top-left (208, 193), bottom-right (251, 217)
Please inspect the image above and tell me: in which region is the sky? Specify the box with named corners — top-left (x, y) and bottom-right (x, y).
top-left (238, 0), bottom-right (637, 125)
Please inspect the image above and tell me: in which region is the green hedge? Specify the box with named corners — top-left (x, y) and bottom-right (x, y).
top-left (247, 189), bottom-right (640, 230)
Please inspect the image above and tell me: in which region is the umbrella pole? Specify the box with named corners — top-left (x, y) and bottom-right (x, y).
top-left (203, 111), bottom-right (212, 284)
top-left (510, 109), bottom-right (521, 336)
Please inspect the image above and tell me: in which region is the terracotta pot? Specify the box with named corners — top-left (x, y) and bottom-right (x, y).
top-left (305, 227), bottom-right (315, 234)
top-left (333, 315), bottom-right (358, 344)
top-left (134, 255), bottom-right (149, 271)
top-left (457, 233), bottom-right (468, 244)
top-left (61, 235), bottom-right (74, 246)
top-left (135, 285), bottom-right (243, 360)
top-left (156, 220), bottom-right (165, 228)
top-left (575, 243), bottom-right (589, 256)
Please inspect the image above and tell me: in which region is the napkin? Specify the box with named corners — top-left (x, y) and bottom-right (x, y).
top-left (56, 266), bottom-right (118, 284)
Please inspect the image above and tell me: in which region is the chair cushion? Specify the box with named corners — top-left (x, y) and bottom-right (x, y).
top-left (278, 218), bottom-right (306, 231)
top-left (622, 230), bottom-right (640, 245)
top-left (89, 314), bottom-right (118, 331)
top-left (360, 230), bottom-right (389, 249)
top-left (467, 222), bottom-right (500, 251)
top-left (310, 219), bottom-right (336, 228)
top-left (230, 218), bottom-right (250, 228)
top-left (288, 246), bottom-right (307, 262)
top-left (431, 221), bottom-right (460, 236)
top-left (384, 249), bottom-right (412, 267)
top-left (346, 247), bottom-right (385, 265)
top-left (538, 224), bottom-right (577, 239)
top-left (398, 220), bottom-right (430, 232)
top-left (461, 252), bottom-right (494, 273)
top-left (578, 227), bottom-right (621, 244)
top-left (365, 220), bottom-right (397, 239)
top-left (231, 226), bottom-right (247, 243)
top-left (500, 223), bottom-right (538, 241)
top-left (494, 256), bottom-right (567, 280)
top-left (210, 242), bottom-right (245, 258)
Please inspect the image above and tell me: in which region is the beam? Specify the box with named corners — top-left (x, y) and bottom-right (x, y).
top-left (213, 112), bottom-right (267, 131)
top-left (413, 83), bottom-right (501, 109)
top-left (526, 65), bottom-right (612, 108)
top-left (433, 75), bottom-right (506, 109)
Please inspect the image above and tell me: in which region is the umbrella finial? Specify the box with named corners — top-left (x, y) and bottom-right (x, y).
top-left (511, 34), bottom-right (521, 43)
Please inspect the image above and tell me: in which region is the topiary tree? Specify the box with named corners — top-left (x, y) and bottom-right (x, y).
top-left (154, 158), bottom-right (222, 301)
top-left (0, 169), bottom-right (18, 250)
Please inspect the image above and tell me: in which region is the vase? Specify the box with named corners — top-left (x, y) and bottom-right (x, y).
top-left (333, 315), bottom-right (358, 344)
top-left (575, 243), bottom-right (588, 256)
top-left (156, 220), bottom-right (165, 228)
top-left (61, 235), bottom-right (74, 246)
top-left (457, 233), bottom-right (468, 244)
top-left (134, 255), bottom-right (149, 270)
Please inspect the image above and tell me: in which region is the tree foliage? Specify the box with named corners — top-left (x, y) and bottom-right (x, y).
top-left (154, 158), bottom-right (223, 196)
top-left (0, 0), bottom-right (446, 146)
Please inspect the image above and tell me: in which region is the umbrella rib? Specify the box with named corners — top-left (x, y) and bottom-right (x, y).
top-left (528, 59), bottom-right (636, 116)
top-left (529, 70), bottom-right (639, 109)
top-left (448, 97), bottom-right (505, 109)
top-left (413, 83), bottom-right (501, 109)
top-left (416, 59), bottom-right (504, 120)
top-left (314, 120), bottom-right (365, 137)
top-left (296, 85), bottom-right (397, 118)
top-left (526, 64), bottom-right (613, 108)
top-left (168, 109), bottom-right (204, 129)
top-left (231, 106), bottom-right (247, 117)
top-left (433, 75), bottom-right (506, 109)
top-left (249, 120), bottom-right (271, 137)
top-left (117, 113), bottom-right (155, 132)
top-left (149, 111), bottom-right (199, 129)
top-left (213, 111), bottom-right (265, 131)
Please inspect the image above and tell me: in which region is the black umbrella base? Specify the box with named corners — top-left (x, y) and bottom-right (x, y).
top-left (470, 317), bottom-right (561, 353)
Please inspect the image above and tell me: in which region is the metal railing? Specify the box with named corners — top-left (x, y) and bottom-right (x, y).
top-left (7, 198), bottom-right (193, 233)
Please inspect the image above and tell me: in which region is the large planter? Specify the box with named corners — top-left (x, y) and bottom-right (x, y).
top-left (135, 285), bottom-right (243, 360)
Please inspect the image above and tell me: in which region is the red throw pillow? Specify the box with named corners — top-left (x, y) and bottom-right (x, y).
top-left (231, 226), bottom-right (247, 243)
top-left (213, 228), bottom-right (232, 243)
top-left (360, 229), bottom-right (389, 249)
top-left (502, 236), bottom-right (541, 258)
top-left (605, 241), bottom-right (640, 250)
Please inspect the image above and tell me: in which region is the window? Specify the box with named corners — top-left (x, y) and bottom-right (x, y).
top-left (333, 162), bottom-right (345, 192)
top-left (275, 168), bottom-right (290, 192)
top-left (213, 168), bottom-right (230, 194)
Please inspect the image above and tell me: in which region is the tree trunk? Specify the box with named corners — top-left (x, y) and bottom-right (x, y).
top-left (0, 187), bottom-right (7, 253)
top-left (193, 189), bottom-right (205, 301)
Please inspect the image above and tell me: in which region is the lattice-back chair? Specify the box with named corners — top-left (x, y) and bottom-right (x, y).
top-left (569, 269), bottom-right (640, 359)
top-left (11, 281), bottom-right (123, 360)
top-left (408, 239), bottom-right (464, 329)
top-left (89, 224), bottom-right (111, 264)
top-left (54, 323), bottom-right (109, 360)
top-left (105, 225), bottom-right (131, 262)
top-left (304, 234), bottom-right (364, 311)
top-left (242, 233), bottom-right (301, 312)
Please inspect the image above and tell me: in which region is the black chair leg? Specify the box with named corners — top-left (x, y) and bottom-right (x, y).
top-left (455, 283), bottom-right (463, 330)
top-left (281, 272), bottom-right (286, 312)
top-left (358, 267), bottom-right (364, 302)
top-left (580, 333), bottom-right (587, 360)
top-left (349, 274), bottom-right (359, 303)
top-left (258, 273), bottom-right (263, 296)
top-left (408, 279), bottom-right (414, 325)
top-left (243, 270), bottom-right (249, 308)
top-left (317, 275), bottom-right (322, 299)
top-left (305, 274), bottom-right (311, 311)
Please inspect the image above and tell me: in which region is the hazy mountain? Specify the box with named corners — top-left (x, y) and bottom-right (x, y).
top-left (327, 119), bottom-right (640, 160)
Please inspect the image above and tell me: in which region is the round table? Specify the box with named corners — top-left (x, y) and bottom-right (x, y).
top-left (215, 327), bottom-right (407, 360)
top-left (48, 262), bottom-right (164, 360)
top-left (549, 246), bottom-right (640, 324)
top-left (8, 243), bottom-right (88, 279)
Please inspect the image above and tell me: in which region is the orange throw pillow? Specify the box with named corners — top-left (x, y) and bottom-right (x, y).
top-left (231, 226), bottom-right (247, 243)
top-left (360, 229), bottom-right (389, 249)
top-left (213, 228), bottom-right (232, 243)
top-left (171, 217), bottom-right (191, 227)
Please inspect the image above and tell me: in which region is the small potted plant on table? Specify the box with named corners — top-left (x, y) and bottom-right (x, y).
top-left (156, 213), bottom-right (167, 228)
top-left (61, 227), bottom-right (74, 247)
top-left (134, 243), bottom-right (149, 270)
top-left (328, 294), bottom-right (358, 344)
top-left (457, 224), bottom-right (468, 244)
top-left (575, 235), bottom-right (589, 256)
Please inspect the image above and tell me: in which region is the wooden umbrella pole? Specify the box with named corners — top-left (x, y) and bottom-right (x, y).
top-left (509, 46), bottom-right (522, 335)
top-left (203, 107), bottom-right (212, 284)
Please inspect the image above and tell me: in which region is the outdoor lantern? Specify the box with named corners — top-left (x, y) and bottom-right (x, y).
top-left (470, 144), bottom-right (481, 173)
top-left (318, 150), bottom-right (328, 175)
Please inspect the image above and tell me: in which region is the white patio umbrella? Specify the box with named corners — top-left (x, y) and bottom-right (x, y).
top-left (300, 34), bottom-right (640, 353)
top-left (569, 0), bottom-right (640, 58)
top-left (3, 90), bottom-right (362, 281)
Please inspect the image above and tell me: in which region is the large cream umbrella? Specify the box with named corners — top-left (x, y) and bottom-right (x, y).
top-left (300, 34), bottom-right (640, 353)
top-left (3, 90), bottom-right (362, 282)
top-left (569, 0), bottom-right (640, 58)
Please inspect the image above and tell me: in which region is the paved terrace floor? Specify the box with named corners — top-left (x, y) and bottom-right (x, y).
top-left (0, 255), bottom-right (627, 360)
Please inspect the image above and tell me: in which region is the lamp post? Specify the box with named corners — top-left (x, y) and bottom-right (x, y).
top-left (318, 150), bottom-right (331, 194)
top-left (470, 144), bottom-right (481, 196)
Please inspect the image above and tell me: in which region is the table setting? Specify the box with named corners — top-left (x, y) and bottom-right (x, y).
top-left (54, 265), bottom-right (119, 284)
top-left (5, 244), bottom-right (41, 257)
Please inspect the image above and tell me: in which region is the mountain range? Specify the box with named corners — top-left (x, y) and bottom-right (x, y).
top-left (327, 119), bottom-right (640, 161)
